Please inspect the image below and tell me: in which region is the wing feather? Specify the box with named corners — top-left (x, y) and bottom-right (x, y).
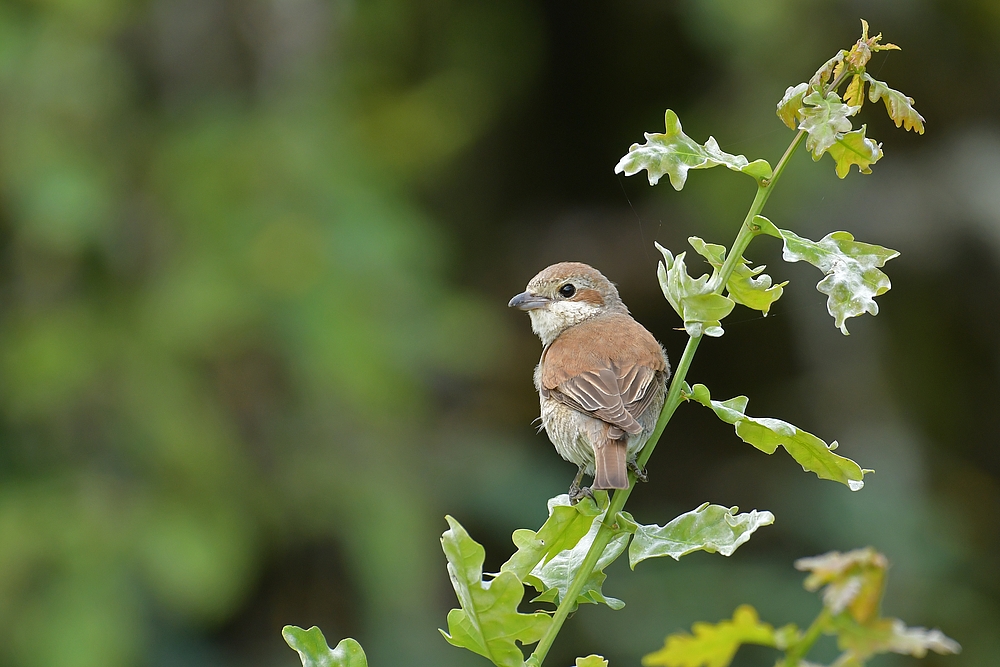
top-left (540, 313), bottom-right (669, 435)
top-left (551, 368), bottom-right (641, 433)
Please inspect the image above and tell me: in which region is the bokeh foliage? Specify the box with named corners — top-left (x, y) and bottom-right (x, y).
top-left (0, 0), bottom-right (536, 665)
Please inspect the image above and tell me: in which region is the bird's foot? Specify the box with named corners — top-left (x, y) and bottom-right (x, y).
top-left (628, 460), bottom-right (649, 483)
top-left (568, 484), bottom-right (595, 505)
top-left (568, 467), bottom-right (588, 503)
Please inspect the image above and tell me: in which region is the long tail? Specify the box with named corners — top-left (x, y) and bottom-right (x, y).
top-left (593, 438), bottom-right (628, 489)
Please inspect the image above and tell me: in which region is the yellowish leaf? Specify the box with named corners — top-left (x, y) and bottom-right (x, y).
top-left (843, 74), bottom-right (865, 109)
top-left (642, 605), bottom-right (777, 667)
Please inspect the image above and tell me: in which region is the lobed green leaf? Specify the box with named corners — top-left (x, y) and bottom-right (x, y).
top-left (880, 621), bottom-right (961, 657)
top-left (441, 516), bottom-right (552, 667)
top-left (688, 237), bottom-right (785, 315)
top-left (835, 616), bottom-right (961, 661)
top-left (687, 237), bottom-right (726, 268)
top-left (799, 91), bottom-right (858, 159)
top-left (620, 503), bottom-right (774, 568)
top-left (575, 656), bottom-right (610, 667)
top-left (843, 73), bottom-right (865, 108)
top-left (655, 242), bottom-right (735, 337)
top-left (642, 605), bottom-right (782, 667)
top-left (741, 159), bottom-right (773, 180)
top-left (282, 626), bottom-right (368, 667)
top-left (762, 222), bottom-right (899, 334)
top-left (808, 51), bottom-right (846, 92)
top-left (690, 383), bottom-right (869, 490)
top-left (501, 494), bottom-right (602, 581)
top-left (826, 126), bottom-right (883, 178)
top-left (524, 497), bottom-right (629, 612)
top-left (776, 82), bottom-right (809, 130)
top-left (864, 74), bottom-right (925, 134)
top-left (850, 20), bottom-right (901, 65)
top-left (615, 110), bottom-right (764, 189)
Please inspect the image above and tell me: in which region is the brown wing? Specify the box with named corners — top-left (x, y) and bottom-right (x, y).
top-left (548, 366), bottom-right (643, 434)
top-left (618, 364), bottom-right (669, 422)
top-left (541, 313), bottom-right (668, 433)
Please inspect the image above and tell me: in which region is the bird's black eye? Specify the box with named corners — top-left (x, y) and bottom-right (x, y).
top-left (559, 283), bottom-right (576, 298)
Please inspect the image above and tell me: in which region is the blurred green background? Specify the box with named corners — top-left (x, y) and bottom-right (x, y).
top-left (0, 1), bottom-right (997, 666)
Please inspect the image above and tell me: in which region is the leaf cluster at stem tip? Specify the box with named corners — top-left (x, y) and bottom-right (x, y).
top-left (776, 18), bottom-right (923, 178)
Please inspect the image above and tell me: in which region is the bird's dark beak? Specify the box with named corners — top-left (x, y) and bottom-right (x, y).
top-left (508, 291), bottom-right (549, 311)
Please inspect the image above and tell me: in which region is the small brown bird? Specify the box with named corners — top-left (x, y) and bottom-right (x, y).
top-left (509, 262), bottom-right (670, 500)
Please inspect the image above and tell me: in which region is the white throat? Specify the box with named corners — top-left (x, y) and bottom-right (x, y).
top-left (528, 301), bottom-right (602, 346)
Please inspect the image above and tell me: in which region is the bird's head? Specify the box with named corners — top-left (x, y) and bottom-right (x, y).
top-left (508, 262), bottom-right (627, 345)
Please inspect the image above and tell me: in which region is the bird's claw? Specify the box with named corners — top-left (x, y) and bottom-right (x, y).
top-left (629, 460), bottom-right (649, 483)
top-left (568, 484), bottom-right (595, 505)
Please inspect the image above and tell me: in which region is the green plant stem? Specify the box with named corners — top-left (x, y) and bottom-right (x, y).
top-left (639, 334), bottom-right (701, 468)
top-left (782, 608), bottom-right (832, 666)
top-left (527, 512), bottom-right (615, 666)
top-left (528, 127), bottom-right (808, 667)
top-left (712, 130), bottom-right (805, 292)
